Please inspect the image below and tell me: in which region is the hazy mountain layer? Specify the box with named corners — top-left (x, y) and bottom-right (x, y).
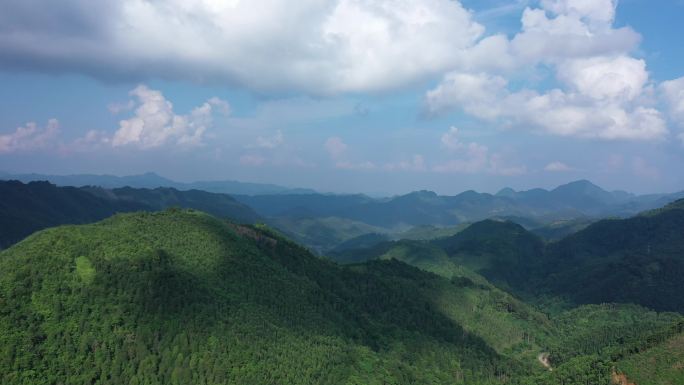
top-left (0, 181), bottom-right (259, 249)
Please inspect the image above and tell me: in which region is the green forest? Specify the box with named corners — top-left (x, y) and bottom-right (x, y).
top-left (1, 206), bottom-right (683, 384)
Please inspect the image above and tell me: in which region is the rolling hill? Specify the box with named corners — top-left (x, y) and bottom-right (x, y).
top-left (0, 209), bottom-right (543, 384)
top-left (0, 181), bottom-right (260, 249)
top-left (1, 209), bottom-right (681, 384)
top-left (234, 181), bottom-right (684, 252)
top-left (0, 180), bottom-right (147, 249)
top-left (331, 199), bottom-right (684, 313)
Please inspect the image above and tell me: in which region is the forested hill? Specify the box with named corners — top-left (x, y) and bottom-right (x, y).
top-left (1, 209), bottom-right (682, 384)
top-left (0, 180), bottom-right (148, 249)
top-left (539, 198), bottom-right (684, 312)
top-left (0, 209), bottom-right (532, 384)
top-left (331, 199), bottom-right (684, 313)
top-left (0, 180), bottom-right (260, 249)
top-left (84, 186), bottom-right (261, 224)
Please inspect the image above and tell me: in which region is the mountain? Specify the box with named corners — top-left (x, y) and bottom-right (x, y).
top-left (331, 220), bottom-right (545, 291)
top-left (235, 181), bottom-right (684, 252)
top-left (3, 171), bottom-right (177, 189)
top-left (2, 208), bottom-right (683, 384)
top-left (84, 186), bottom-right (261, 224)
top-left (0, 181), bottom-right (260, 249)
top-left (1, 172), bottom-right (317, 195)
top-left (537, 198), bottom-right (684, 312)
top-left (0, 180), bottom-right (148, 249)
top-left (265, 216), bottom-right (387, 255)
top-left (0, 209), bottom-right (546, 384)
top-left (331, 199), bottom-right (684, 313)
top-left (433, 220), bottom-right (546, 291)
top-left (530, 218), bottom-right (595, 241)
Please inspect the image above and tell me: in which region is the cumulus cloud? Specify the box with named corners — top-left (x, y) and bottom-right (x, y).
top-left (0, 0), bottom-right (485, 94)
top-left (660, 77), bottom-right (684, 125)
top-left (0, 119), bottom-right (60, 153)
top-left (512, 0), bottom-right (639, 63)
top-left (544, 161), bottom-right (573, 172)
top-left (112, 85), bottom-right (228, 149)
top-left (440, 126), bottom-right (465, 150)
top-left (426, 0), bottom-right (670, 141)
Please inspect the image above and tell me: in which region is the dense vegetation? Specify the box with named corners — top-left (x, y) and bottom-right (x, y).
top-left (335, 201), bottom-right (684, 314)
top-left (0, 210), bottom-right (542, 385)
top-left (0, 181), bottom-right (147, 249)
top-left (3, 180), bottom-right (684, 384)
top-left (539, 200), bottom-right (684, 312)
top-left (234, 180), bottom-right (684, 253)
top-left (0, 181), bottom-right (259, 249)
top-left (86, 186), bottom-right (261, 224)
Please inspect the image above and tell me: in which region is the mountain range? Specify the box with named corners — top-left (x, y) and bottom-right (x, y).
top-left (0, 171), bottom-right (317, 196)
top-left (330, 198), bottom-right (684, 314)
top-left (0, 181), bottom-right (260, 249)
top-left (235, 180), bottom-right (684, 253)
top-left (2, 207), bottom-right (682, 384)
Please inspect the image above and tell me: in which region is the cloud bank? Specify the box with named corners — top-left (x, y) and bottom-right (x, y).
top-left (426, 0), bottom-right (675, 141)
top-left (0, 0), bottom-right (485, 94)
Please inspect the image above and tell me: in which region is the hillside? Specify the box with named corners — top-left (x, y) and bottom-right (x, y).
top-left (433, 220), bottom-right (545, 291)
top-left (86, 186), bottom-right (261, 224)
top-left (0, 181), bottom-right (260, 249)
top-left (0, 180), bottom-right (148, 249)
top-left (235, 181), bottom-right (684, 252)
top-left (538, 202), bottom-right (684, 312)
top-left (0, 210), bottom-right (538, 385)
top-left (333, 199), bottom-right (684, 314)
top-left (2, 210), bottom-right (682, 384)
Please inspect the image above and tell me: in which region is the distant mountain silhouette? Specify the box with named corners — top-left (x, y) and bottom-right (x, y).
top-left (1, 171), bottom-right (317, 195)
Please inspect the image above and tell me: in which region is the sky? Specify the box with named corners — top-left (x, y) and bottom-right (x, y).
top-left (1, 0), bottom-right (684, 195)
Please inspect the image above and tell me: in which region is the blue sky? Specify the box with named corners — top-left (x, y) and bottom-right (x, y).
top-left (1, 0), bottom-right (683, 195)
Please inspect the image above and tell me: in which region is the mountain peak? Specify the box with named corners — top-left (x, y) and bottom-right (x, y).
top-left (556, 179), bottom-right (601, 189)
top-left (496, 187), bottom-right (516, 197)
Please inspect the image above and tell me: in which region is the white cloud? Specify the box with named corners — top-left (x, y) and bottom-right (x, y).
top-left (0, 0), bottom-right (486, 94)
top-left (660, 77), bottom-right (684, 125)
top-left (207, 97), bottom-right (232, 115)
top-left (540, 0), bottom-right (617, 26)
top-left (544, 161), bottom-right (573, 172)
top-left (441, 126), bottom-right (465, 150)
top-left (425, 0), bottom-right (669, 142)
top-left (511, 1), bottom-right (639, 63)
top-left (427, 74), bottom-right (506, 118)
top-left (254, 130), bottom-right (284, 149)
top-left (0, 119), bottom-right (60, 153)
top-left (556, 56), bottom-right (648, 102)
top-left (112, 85), bottom-right (228, 149)
top-left (325, 137), bottom-right (348, 158)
